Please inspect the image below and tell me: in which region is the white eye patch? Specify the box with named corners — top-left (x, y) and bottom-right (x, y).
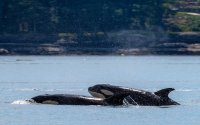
top-left (89, 91), bottom-right (106, 99)
top-left (100, 89), bottom-right (114, 96)
top-left (42, 100), bottom-right (59, 105)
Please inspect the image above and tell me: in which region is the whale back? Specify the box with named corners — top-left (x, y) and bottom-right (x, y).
top-left (88, 84), bottom-right (180, 106)
top-left (31, 93), bottom-right (130, 106)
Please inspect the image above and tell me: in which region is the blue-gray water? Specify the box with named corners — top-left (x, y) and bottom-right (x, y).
top-left (0, 56), bottom-right (200, 125)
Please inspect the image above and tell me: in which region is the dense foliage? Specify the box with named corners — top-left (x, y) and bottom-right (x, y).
top-left (0, 0), bottom-right (200, 55)
top-left (0, 0), bottom-right (164, 34)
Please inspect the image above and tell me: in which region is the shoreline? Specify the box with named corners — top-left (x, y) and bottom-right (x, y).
top-left (0, 32), bottom-right (200, 55)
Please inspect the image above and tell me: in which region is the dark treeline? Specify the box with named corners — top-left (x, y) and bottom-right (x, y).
top-left (0, 0), bottom-right (165, 34)
top-left (1, 0), bottom-right (200, 55)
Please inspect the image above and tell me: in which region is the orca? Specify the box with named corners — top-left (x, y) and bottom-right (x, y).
top-left (88, 84), bottom-right (180, 106)
top-left (31, 93), bottom-right (129, 106)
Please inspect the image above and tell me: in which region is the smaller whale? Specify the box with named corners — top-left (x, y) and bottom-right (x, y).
top-left (31, 93), bottom-right (129, 106)
top-left (88, 84), bottom-right (180, 106)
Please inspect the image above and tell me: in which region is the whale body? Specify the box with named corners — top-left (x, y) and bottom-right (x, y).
top-left (88, 84), bottom-right (180, 106)
top-left (31, 93), bottom-right (129, 106)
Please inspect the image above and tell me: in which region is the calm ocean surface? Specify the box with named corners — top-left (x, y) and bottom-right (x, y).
top-left (0, 56), bottom-right (200, 125)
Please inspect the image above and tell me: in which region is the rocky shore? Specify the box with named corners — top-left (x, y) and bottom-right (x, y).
top-left (0, 32), bottom-right (200, 55)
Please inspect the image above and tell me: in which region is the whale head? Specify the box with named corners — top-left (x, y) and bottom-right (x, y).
top-left (88, 84), bottom-right (116, 99)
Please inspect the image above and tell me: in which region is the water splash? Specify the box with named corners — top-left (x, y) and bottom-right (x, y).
top-left (108, 28), bottom-right (168, 48)
top-left (11, 99), bottom-right (35, 105)
top-left (176, 89), bottom-right (200, 92)
top-left (123, 95), bottom-right (140, 108)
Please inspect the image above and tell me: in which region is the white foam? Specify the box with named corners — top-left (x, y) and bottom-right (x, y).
top-left (11, 100), bottom-right (34, 105)
top-left (176, 89), bottom-right (200, 92)
top-left (16, 88), bottom-right (40, 91)
top-left (177, 89), bottom-right (193, 92)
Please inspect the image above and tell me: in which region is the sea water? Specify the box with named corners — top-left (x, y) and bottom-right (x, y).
top-left (0, 56), bottom-right (200, 125)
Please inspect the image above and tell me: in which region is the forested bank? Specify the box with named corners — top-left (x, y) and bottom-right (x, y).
top-left (0, 0), bottom-right (200, 55)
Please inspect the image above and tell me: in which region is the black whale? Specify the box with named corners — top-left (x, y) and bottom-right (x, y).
top-left (88, 84), bottom-right (180, 106)
top-left (31, 93), bottom-right (129, 106)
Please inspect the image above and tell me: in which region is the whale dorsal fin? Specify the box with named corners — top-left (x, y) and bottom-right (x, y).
top-left (154, 88), bottom-right (175, 98)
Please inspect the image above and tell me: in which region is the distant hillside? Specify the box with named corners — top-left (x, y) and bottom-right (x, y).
top-left (0, 0), bottom-right (200, 55)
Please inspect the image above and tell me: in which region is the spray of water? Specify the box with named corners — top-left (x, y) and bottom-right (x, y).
top-left (108, 27), bottom-right (168, 48)
top-left (11, 99), bottom-right (35, 105)
top-left (123, 95), bottom-right (140, 108)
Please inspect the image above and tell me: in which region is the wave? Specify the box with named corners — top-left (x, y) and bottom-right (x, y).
top-left (15, 88), bottom-right (40, 91)
top-left (176, 89), bottom-right (200, 92)
top-left (14, 88), bottom-right (84, 92)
